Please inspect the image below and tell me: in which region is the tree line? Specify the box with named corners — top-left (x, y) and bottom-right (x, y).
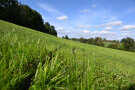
top-left (63, 35), bottom-right (135, 52)
top-left (0, 0), bottom-right (57, 36)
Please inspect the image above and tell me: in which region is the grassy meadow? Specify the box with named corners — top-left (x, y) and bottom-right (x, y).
top-left (0, 20), bottom-right (135, 90)
top-left (103, 42), bottom-right (122, 48)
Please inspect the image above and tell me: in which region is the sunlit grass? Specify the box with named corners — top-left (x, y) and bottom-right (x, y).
top-left (0, 20), bottom-right (135, 89)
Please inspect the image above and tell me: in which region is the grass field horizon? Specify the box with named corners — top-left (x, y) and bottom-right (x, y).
top-left (0, 20), bottom-right (135, 90)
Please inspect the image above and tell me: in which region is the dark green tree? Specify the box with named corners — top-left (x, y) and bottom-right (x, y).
top-left (103, 38), bottom-right (107, 42)
top-left (0, 0), bottom-right (19, 22)
top-left (44, 22), bottom-right (57, 36)
top-left (50, 26), bottom-right (57, 36)
top-left (80, 37), bottom-right (85, 43)
top-left (62, 36), bottom-right (65, 39)
top-left (44, 22), bottom-right (51, 33)
top-left (88, 38), bottom-right (95, 44)
top-left (108, 44), bottom-right (118, 49)
top-left (18, 5), bottom-right (45, 32)
top-left (121, 37), bottom-right (134, 51)
top-left (0, 0), bottom-right (57, 36)
top-left (121, 38), bottom-right (126, 43)
top-left (95, 37), bottom-right (103, 46)
top-left (65, 35), bottom-right (69, 39)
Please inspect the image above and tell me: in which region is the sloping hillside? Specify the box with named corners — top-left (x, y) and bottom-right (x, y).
top-left (0, 20), bottom-right (135, 90)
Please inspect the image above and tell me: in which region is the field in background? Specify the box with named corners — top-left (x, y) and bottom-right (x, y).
top-left (0, 20), bottom-right (135, 90)
top-left (103, 42), bottom-right (122, 48)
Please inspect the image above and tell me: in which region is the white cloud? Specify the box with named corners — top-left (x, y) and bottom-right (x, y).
top-left (95, 21), bottom-right (123, 27)
top-left (74, 30), bottom-right (90, 36)
top-left (74, 30), bottom-right (114, 37)
top-left (78, 25), bottom-right (91, 29)
top-left (80, 9), bottom-right (90, 13)
top-left (83, 30), bottom-right (90, 33)
top-left (103, 27), bottom-right (113, 31)
top-left (105, 17), bottom-right (117, 22)
top-left (38, 3), bottom-right (63, 15)
top-left (92, 31), bottom-right (115, 35)
top-left (120, 30), bottom-right (130, 33)
top-left (59, 30), bottom-right (71, 34)
top-left (92, 4), bottom-right (96, 8)
top-left (56, 16), bottom-right (68, 20)
top-left (120, 31), bottom-right (133, 37)
top-left (121, 33), bottom-right (131, 36)
top-left (57, 27), bottom-right (64, 31)
top-left (56, 27), bottom-right (71, 34)
top-left (100, 31), bottom-right (115, 35)
top-left (92, 31), bottom-right (99, 35)
top-left (118, 25), bottom-right (135, 31)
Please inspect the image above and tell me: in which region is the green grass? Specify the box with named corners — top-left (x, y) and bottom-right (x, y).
top-left (0, 20), bottom-right (135, 90)
top-left (104, 42), bottom-right (115, 47)
top-left (103, 42), bottom-right (122, 48)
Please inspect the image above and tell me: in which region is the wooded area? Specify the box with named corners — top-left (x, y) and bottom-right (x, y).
top-left (0, 0), bottom-right (57, 36)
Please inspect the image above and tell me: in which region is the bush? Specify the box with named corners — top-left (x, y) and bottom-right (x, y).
top-left (107, 44), bottom-right (118, 49)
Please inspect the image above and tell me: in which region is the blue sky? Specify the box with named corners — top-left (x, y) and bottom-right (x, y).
top-left (18, 0), bottom-right (135, 40)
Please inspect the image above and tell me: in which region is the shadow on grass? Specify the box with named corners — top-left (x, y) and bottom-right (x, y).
top-left (127, 83), bottom-right (135, 90)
